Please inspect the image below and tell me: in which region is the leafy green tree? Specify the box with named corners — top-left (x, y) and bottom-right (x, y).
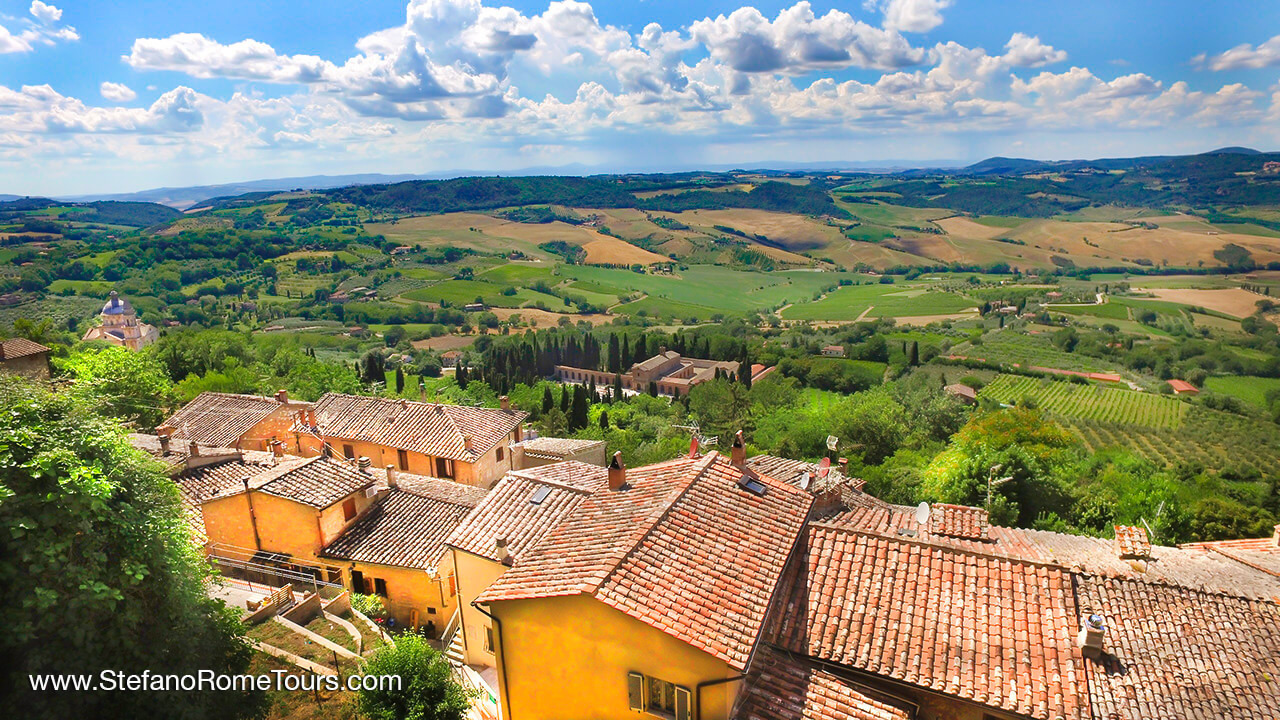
top-left (922, 408), bottom-right (1079, 526)
top-left (1, 378), bottom-right (261, 718)
top-left (57, 347), bottom-right (174, 429)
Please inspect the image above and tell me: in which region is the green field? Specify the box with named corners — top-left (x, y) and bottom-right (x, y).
top-left (980, 374), bottom-right (1186, 428)
top-left (1203, 375), bottom-right (1280, 408)
top-left (401, 279), bottom-right (556, 308)
top-left (954, 332), bottom-right (1128, 375)
top-left (1067, 408), bottom-right (1280, 473)
top-left (782, 283), bottom-right (975, 321)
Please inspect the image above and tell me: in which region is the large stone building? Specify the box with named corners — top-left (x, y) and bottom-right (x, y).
top-left (0, 337), bottom-right (50, 379)
top-left (556, 349), bottom-right (774, 396)
top-left (81, 291), bottom-right (158, 350)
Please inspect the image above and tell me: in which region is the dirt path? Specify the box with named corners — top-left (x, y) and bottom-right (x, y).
top-left (855, 305), bottom-right (874, 322)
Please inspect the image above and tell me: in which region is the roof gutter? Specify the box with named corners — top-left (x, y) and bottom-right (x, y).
top-left (471, 601), bottom-right (511, 720)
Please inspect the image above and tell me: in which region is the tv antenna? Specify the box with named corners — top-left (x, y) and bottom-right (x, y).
top-left (671, 419), bottom-right (717, 448)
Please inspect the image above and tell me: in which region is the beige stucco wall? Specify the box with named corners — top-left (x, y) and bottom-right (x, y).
top-left (0, 352), bottom-right (49, 380)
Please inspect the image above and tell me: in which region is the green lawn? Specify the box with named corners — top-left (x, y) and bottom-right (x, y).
top-left (783, 283), bottom-right (975, 321)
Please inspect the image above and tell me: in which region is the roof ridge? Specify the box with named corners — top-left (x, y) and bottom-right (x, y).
top-left (811, 521), bottom-right (1071, 573)
top-left (1073, 569), bottom-right (1280, 606)
top-left (587, 451), bottom-right (720, 596)
top-left (505, 467), bottom-right (601, 494)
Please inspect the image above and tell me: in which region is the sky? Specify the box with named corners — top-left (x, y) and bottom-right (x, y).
top-left (3, 0), bottom-right (1280, 196)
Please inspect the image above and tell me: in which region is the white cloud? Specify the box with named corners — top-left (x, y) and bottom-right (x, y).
top-left (880, 0), bottom-right (952, 34)
top-left (0, 84), bottom-right (204, 134)
top-left (690, 2), bottom-right (925, 74)
top-left (30, 1), bottom-right (62, 24)
top-left (0, 25), bottom-right (33, 54)
top-left (1002, 33), bottom-right (1067, 68)
top-left (1196, 35), bottom-right (1280, 71)
top-left (100, 82), bottom-right (137, 103)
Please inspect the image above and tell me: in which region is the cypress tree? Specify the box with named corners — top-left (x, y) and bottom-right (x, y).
top-left (613, 373), bottom-right (624, 402)
top-left (570, 385), bottom-right (589, 430)
top-left (542, 385), bottom-right (554, 414)
top-left (607, 334), bottom-right (621, 373)
top-left (908, 341), bottom-right (919, 366)
top-left (599, 410), bottom-right (610, 430)
top-left (395, 367), bottom-right (405, 394)
top-left (560, 385), bottom-right (570, 412)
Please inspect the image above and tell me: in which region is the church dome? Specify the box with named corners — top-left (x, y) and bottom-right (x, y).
top-left (102, 290), bottom-right (134, 316)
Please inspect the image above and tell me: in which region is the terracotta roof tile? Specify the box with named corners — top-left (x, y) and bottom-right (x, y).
top-left (323, 475), bottom-right (486, 570)
top-left (172, 454), bottom-right (279, 540)
top-left (306, 393), bottom-right (527, 462)
top-left (446, 461), bottom-right (607, 563)
top-left (1113, 524), bottom-right (1151, 559)
top-left (744, 454), bottom-right (865, 493)
top-left (1, 337), bottom-right (50, 359)
top-left (1077, 574), bottom-right (1280, 720)
top-left (512, 436), bottom-right (604, 460)
top-left (929, 503), bottom-right (991, 541)
top-left (772, 523), bottom-right (1084, 720)
top-left (477, 452), bottom-right (813, 671)
top-left (735, 646), bottom-right (912, 720)
top-left (162, 392), bottom-right (296, 448)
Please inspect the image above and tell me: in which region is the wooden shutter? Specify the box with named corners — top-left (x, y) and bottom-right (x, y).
top-left (627, 672), bottom-right (644, 712)
top-left (350, 570), bottom-right (364, 594)
top-left (674, 685), bottom-right (692, 720)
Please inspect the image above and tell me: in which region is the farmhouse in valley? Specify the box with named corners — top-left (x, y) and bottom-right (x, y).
top-left (1168, 378), bottom-right (1201, 396)
top-left (0, 337), bottom-right (50, 379)
top-left (943, 382), bottom-right (978, 404)
top-left (81, 291), bottom-right (159, 350)
top-left (556, 348), bottom-right (773, 396)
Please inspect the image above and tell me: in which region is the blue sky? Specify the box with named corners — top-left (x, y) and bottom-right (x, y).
top-left (2, 0), bottom-right (1280, 195)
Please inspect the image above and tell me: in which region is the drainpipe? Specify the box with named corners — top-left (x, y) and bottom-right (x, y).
top-left (242, 477), bottom-right (262, 551)
top-left (471, 601), bottom-right (510, 720)
top-left (695, 674), bottom-right (746, 720)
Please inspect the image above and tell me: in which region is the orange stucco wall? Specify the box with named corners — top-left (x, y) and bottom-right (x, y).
top-left (296, 431), bottom-right (521, 489)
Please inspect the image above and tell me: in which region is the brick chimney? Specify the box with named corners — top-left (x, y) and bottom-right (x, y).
top-left (1078, 614), bottom-right (1106, 659)
top-left (500, 395), bottom-right (510, 411)
top-left (270, 441), bottom-right (283, 459)
top-left (156, 425), bottom-right (173, 455)
top-left (730, 430), bottom-right (745, 467)
top-left (463, 435), bottom-right (474, 454)
top-left (386, 464), bottom-right (398, 489)
top-left (357, 456), bottom-right (372, 473)
top-left (189, 443), bottom-right (201, 457)
top-left (274, 389), bottom-right (288, 403)
top-left (608, 451), bottom-right (627, 491)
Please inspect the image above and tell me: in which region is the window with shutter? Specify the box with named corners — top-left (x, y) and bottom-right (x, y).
top-left (674, 686), bottom-right (691, 720)
top-left (627, 672), bottom-right (644, 712)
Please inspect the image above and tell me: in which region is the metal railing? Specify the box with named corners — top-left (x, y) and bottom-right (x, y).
top-left (206, 542), bottom-right (345, 599)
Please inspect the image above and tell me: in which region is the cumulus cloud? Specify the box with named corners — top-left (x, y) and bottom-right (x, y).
top-left (0, 84), bottom-right (203, 134)
top-left (1002, 33), bottom-right (1067, 68)
top-left (0, 1), bottom-right (77, 53)
top-left (690, 2), bottom-right (925, 74)
top-left (99, 82), bottom-right (137, 103)
top-left (1195, 35), bottom-right (1280, 71)
top-left (879, 0), bottom-right (952, 34)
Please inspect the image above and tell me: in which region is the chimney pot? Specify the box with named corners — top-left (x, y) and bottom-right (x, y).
top-left (495, 537), bottom-right (512, 566)
top-left (500, 395), bottom-right (510, 411)
top-left (608, 451), bottom-right (627, 491)
top-left (275, 389), bottom-right (288, 403)
top-left (838, 457), bottom-right (848, 469)
top-left (158, 434), bottom-right (171, 455)
top-left (730, 430), bottom-right (746, 467)
top-left (386, 464), bottom-right (397, 489)
top-left (357, 456), bottom-right (372, 473)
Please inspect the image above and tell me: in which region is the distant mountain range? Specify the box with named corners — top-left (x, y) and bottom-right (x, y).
top-left (4, 146), bottom-right (1272, 211)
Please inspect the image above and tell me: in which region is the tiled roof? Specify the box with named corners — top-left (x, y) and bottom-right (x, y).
top-left (929, 503), bottom-right (990, 541)
top-left (771, 523), bottom-right (1084, 720)
top-left (1077, 574), bottom-right (1280, 720)
top-left (943, 383), bottom-right (977, 399)
top-left (248, 456), bottom-right (377, 508)
top-left (162, 392), bottom-right (294, 447)
top-left (323, 475), bottom-right (487, 570)
top-left (744, 454), bottom-right (865, 494)
top-left (632, 350), bottom-right (681, 373)
top-left (1113, 524), bottom-right (1151, 559)
top-left (446, 461), bottom-right (608, 563)
top-left (0, 337), bottom-right (50, 359)
top-left (1180, 532), bottom-right (1280, 579)
top-left (477, 452), bottom-right (813, 672)
top-left (734, 646), bottom-right (912, 720)
top-left (307, 393), bottom-right (527, 462)
top-left (173, 453), bottom-right (285, 539)
top-left (512, 436), bottom-right (604, 459)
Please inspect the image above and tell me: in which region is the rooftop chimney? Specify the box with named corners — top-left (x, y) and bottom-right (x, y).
top-left (495, 537), bottom-right (512, 566)
top-left (688, 436), bottom-right (700, 459)
top-left (730, 430), bottom-right (745, 467)
top-left (608, 451), bottom-right (627, 491)
top-left (1078, 614), bottom-right (1106, 659)
top-left (156, 425), bottom-right (173, 455)
top-left (838, 457), bottom-right (848, 471)
top-left (463, 435), bottom-right (474, 453)
top-left (275, 389), bottom-right (288, 403)
top-left (189, 443), bottom-right (201, 457)
top-left (500, 395), bottom-right (510, 411)
top-left (386, 464), bottom-right (398, 489)
top-left (357, 456), bottom-right (372, 473)
top-left (270, 441), bottom-right (283, 459)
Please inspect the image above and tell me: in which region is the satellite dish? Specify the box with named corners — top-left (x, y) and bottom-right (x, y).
top-left (799, 472), bottom-right (811, 491)
top-left (915, 502), bottom-right (930, 525)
